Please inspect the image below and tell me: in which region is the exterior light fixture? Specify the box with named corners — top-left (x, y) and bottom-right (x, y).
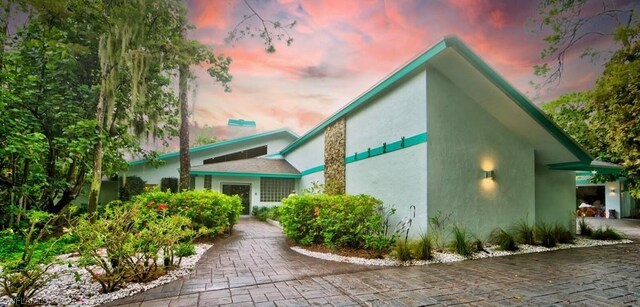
top-left (610, 187), bottom-right (616, 193)
top-left (484, 170), bottom-right (495, 180)
top-left (591, 170), bottom-right (597, 175)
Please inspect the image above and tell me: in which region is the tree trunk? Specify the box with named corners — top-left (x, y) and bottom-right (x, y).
top-left (88, 139), bottom-right (104, 222)
top-left (178, 25), bottom-right (190, 192)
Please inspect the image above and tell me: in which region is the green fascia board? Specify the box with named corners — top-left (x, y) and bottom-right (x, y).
top-left (442, 37), bottom-right (593, 164)
top-left (549, 162), bottom-right (623, 175)
top-left (280, 41), bottom-right (447, 155)
top-left (190, 170), bottom-right (301, 179)
top-left (129, 129), bottom-right (299, 166)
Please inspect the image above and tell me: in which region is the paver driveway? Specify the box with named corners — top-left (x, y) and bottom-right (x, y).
top-left (107, 217), bottom-right (640, 306)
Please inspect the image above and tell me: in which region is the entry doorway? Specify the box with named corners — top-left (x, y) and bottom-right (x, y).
top-left (577, 185), bottom-right (605, 217)
top-left (222, 184), bottom-right (251, 215)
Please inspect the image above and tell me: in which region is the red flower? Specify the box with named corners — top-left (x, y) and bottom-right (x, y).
top-left (157, 203), bottom-right (168, 211)
top-left (147, 201), bottom-right (155, 208)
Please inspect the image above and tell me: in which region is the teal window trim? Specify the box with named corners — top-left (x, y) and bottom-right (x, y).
top-left (130, 129), bottom-right (299, 166)
top-left (190, 170), bottom-right (301, 179)
top-left (299, 132), bottom-right (428, 176)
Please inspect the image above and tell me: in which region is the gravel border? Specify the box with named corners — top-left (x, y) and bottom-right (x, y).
top-left (0, 244), bottom-right (212, 307)
top-left (291, 238), bottom-right (633, 266)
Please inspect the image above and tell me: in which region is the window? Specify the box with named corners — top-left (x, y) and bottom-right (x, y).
top-left (260, 178), bottom-right (294, 202)
top-left (204, 175), bottom-right (212, 190)
top-left (189, 176), bottom-right (196, 189)
top-left (204, 145), bottom-right (268, 164)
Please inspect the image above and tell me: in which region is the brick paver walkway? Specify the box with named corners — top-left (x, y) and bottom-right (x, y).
top-left (107, 217), bottom-right (640, 306)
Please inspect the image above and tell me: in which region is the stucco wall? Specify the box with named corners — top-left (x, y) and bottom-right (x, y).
top-left (344, 70), bottom-right (428, 237)
top-left (535, 166), bottom-right (576, 229)
top-left (128, 134), bottom-right (295, 185)
top-left (74, 181), bottom-right (119, 206)
top-left (427, 66), bottom-right (535, 239)
top-left (345, 71), bottom-right (427, 154)
top-left (285, 134), bottom-right (325, 174)
top-left (346, 145), bottom-right (427, 237)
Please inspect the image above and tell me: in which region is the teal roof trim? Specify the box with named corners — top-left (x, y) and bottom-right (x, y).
top-left (442, 37), bottom-right (593, 164)
top-left (130, 129), bottom-right (299, 166)
top-left (190, 171), bottom-right (300, 179)
top-left (280, 40), bottom-right (447, 155)
top-left (280, 36), bottom-right (593, 165)
top-left (300, 165), bottom-right (324, 176)
top-left (549, 161), bottom-right (623, 175)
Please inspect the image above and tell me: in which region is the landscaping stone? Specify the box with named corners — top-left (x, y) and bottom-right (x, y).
top-left (0, 244), bottom-right (211, 307)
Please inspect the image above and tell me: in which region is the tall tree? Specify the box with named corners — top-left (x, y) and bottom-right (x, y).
top-left (536, 0), bottom-right (640, 197)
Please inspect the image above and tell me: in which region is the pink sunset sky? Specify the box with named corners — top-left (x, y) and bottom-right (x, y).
top-left (185, 0), bottom-right (637, 135)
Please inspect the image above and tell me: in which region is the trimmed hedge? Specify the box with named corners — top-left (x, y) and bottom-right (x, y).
top-left (120, 176), bottom-right (146, 201)
top-left (133, 189), bottom-right (243, 236)
top-left (280, 194), bottom-right (394, 250)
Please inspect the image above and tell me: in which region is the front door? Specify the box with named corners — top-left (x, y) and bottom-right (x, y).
top-left (222, 184), bottom-right (251, 215)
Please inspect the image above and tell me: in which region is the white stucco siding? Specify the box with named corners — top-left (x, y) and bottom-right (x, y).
top-left (535, 166), bottom-right (576, 229)
top-left (284, 134), bottom-right (325, 174)
top-left (427, 66), bottom-right (536, 238)
top-left (298, 171), bottom-right (325, 192)
top-left (345, 70), bottom-right (427, 154)
top-left (346, 144), bottom-right (427, 238)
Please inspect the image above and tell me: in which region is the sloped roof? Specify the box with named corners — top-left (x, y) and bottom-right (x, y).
top-left (190, 158), bottom-right (300, 178)
top-left (129, 128), bottom-right (298, 166)
top-left (279, 36), bottom-right (618, 171)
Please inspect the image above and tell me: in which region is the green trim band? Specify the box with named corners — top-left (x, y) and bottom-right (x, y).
top-left (549, 162), bottom-right (623, 175)
top-left (190, 170), bottom-right (301, 179)
top-left (344, 132), bottom-right (427, 163)
top-left (130, 129), bottom-right (299, 166)
top-left (300, 165), bottom-right (325, 176)
top-left (299, 132), bottom-right (428, 176)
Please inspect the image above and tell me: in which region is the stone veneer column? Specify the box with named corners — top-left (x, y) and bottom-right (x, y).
top-left (324, 118), bottom-right (346, 194)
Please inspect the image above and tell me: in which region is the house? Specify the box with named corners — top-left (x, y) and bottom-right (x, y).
top-left (125, 36), bottom-right (622, 238)
top-left (576, 172), bottom-right (636, 218)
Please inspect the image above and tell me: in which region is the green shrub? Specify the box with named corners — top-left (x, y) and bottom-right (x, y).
top-left (553, 224), bottom-right (575, 244)
top-left (280, 194), bottom-right (394, 250)
top-left (414, 233), bottom-right (433, 260)
top-left (591, 226), bottom-right (624, 240)
top-left (73, 202), bottom-right (195, 292)
top-left (120, 176), bottom-right (146, 201)
top-left (535, 223), bottom-right (557, 248)
top-left (450, 225), bottom-right (473, 258)
top-left (489, 228), bottom-right (518, 251)
top-left (0, 211), bottom-right (60, 305)
top-left (252, 206), bottom-right (270, 221)
top-left (134, 190), bottom-right (243, 237)
top-left (578, 217), bottom-right (593, 236)
top-left (392, 240), bottom-right (413, 262)
top-left (266, 206), bottom-right (282, 221)
top-left (514, 219), bottom-right (535, 245)
top-left (160, 177), bottom-right (179, 193)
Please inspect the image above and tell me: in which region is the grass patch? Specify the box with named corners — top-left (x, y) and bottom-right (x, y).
top-left (591, 226), bottom-right (624, 240)
top-left (392, 240), bottom-right (412, 262)
top-left (514, 220), bottom-right (535, 245)
top-left (535, 223), bottom-right (557, 248)
top-left (449, 225), bottom-right (473, 258)
top-left (578, 217), bottom-right (593, 236)
top-left (553, 224), bottom-right (575, 244)
top-left (489, 228), bottom-right (518, 251)
top-left (413, 233), bottom-right (433, 261)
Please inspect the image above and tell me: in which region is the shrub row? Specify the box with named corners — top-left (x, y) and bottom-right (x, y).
top-left (132, 189), bottom-right (243, 236)
top-left (252, 206), bottom-right (282, 222)
top-left (279, 194), bottom-right (394, 251)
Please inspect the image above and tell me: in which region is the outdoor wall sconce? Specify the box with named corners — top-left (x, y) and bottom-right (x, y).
top-left (484, 170), bottom-right (495, 180)
top-left (610, 187), bottom-right (616, 193)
